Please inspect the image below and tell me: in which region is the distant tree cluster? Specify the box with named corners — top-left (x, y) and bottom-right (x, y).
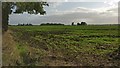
top-left (77, 22), bottom-right (87, 25)
top-left (40, 23), bottom-right (64, 26)
top-left (72, 22), bottom-right (74, 26)
top-left (72, 22), bottom-right (87, 26)
top-left (18, 23), bottom-right (33, 26)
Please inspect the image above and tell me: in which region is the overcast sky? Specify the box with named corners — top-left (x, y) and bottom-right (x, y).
top-left (9, 0), bottom-right (119, 25)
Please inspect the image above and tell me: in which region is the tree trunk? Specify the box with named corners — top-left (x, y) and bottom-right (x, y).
top-left (2, 3), bottom-right (10, 32)
top-left (2, 9), bottom-right (9, 32)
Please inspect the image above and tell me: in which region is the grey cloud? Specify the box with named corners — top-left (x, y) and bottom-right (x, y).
top-left (107, 7), bottom-right (118, 13)
top-left (9, 6), bottom-right (118, 25)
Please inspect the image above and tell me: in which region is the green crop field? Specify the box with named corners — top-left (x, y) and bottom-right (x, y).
top-left (6, 25), bottom-right (120, 66)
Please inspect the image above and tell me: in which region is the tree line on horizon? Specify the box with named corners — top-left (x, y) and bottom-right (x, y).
top-left (40, 23), bottom-right (64, 26)
top-left (16, 22), bottom-right (87, 26)
top-left (17, 23), bottom-right (33, 26)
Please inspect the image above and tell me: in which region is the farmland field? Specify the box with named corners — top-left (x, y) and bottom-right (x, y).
top-left (3, 25), bottom-right (120, 66)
